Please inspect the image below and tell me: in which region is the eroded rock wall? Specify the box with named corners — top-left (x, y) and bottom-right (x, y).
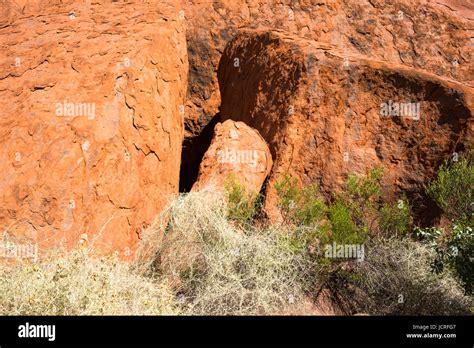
top-left (0, 0), bottom-right (188, 256)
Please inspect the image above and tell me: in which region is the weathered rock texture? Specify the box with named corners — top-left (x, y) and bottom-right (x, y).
top-left (184, 0), bottom-right (473, 137)
top-left (0, 0), bottom-right (472, 256)
top-left (0, 1), bottom-right (188, 256)
top-left (192, 120), bottom-right (272, 194)
top-left (218, 30), bottom-right (473, 221)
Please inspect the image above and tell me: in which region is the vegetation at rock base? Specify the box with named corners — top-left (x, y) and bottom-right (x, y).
top-left (0, 154), bottom-right (472, 315)
top-left (224, 174), bottom-right (261, 225)
top-left (426, 150), bottom-right (473, 222)
top-left (418, 150), bottom-right (474, 294)
top-left (0, 248), bottom-right (177, 315)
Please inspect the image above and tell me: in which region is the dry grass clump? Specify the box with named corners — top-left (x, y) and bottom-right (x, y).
top-left (137, 189), bottom-right (311, 315)
top-left (324, 238), bottom-right (473, 315)
top-left (0, 248), bottom-right (178, 315)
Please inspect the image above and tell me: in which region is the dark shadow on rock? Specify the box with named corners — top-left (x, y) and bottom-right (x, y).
top-left (179, 113), bottom-right (222, 192)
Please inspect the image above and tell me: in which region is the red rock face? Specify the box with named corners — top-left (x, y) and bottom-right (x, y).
top-left (0, 1), bottom-right (188, 256)
top-left (184, 0), bottom-right (473, 137)
top-left (192, 120), bottom-right (272, 194)
top-left (218, 30), bottom-right (473, 221)
top-left (185, 0), bottom-right (472, 222)
top-left (0, 0), bottom-right (472, 256)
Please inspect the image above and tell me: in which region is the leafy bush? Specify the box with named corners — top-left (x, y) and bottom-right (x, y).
top-left (327, 199), bottom-right (367, 244)
top-left (224, 175), bottom-right (260, 224)
top-left (271, 169), bottom-right (471, 315)
top-left (346, 166), bottom-right (383, 203)
top-left (332, 167), bottom-right (410, 240)
top-left (274, 174), bottom-right (326, 226)
top-left (419, 151), bottom-right (474, 294)
top-left (273, 175), bottom-right (332, 255)
top-left (274, 174), bottom-right (300, 219)
top-left (427, 150), bottom-right (473, 222)
top-left (379, 198), bottom-right (412, 237)
top-left (341, 167), bottom-right (383, 229)
top-left (274, 168), bottom-right (409, 244)
top-left (416, 223), bottom-right (474, 294)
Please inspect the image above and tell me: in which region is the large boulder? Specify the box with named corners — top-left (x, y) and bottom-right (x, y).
top-left (192, 120), bottom-right (272, 194)
top-left (217, 30), bottom-right (473, 221)
top-left (184, 0), bottom-right (473, 137)
top-left (0, 1), bottom-right (188, 257)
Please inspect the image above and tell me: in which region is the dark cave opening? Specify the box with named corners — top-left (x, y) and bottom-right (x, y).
top-left (179, 113), bottom-right (222, 192)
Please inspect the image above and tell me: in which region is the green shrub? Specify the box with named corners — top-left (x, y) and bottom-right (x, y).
top-left (336, 167), bottom-right (381, 230)
top-left (416, 223), bottom-right (474, 294)
top-left (274, 174), bottom-right (326, 226)
top-left (420, 151), bottom-right (474, 294)
top-left (449, 223), bottom-right (474, 294)
top-left (274, 174), bottom-right (300, 219)
top-left (327, 199), bottom-right (367, 244)
top-left (224, 175), bottom-right (260, 224)
top-left (274, 168), bottom-right (410, 243)
top-left (342, 168), bottom-right (415, 238)
top-left (379, 197), bottom-right (412, 237)
top-left (427, 150), bottom-right (473, 222)
top-left (274, 175), bottom-right (331, 255)
top-left (335, 167), bottom-right (402, 239)
top-left (346, 166), bottom-right (383, 203)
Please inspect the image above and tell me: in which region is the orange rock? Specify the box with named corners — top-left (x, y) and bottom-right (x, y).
top-left (217, 30), bottom-right (473, 221)
top-left (192, 120), bottom-right (272, 195)
top-left (1, 0), bottom-right (472, 258)
top-left (0, 1), bottom-right (188, 257)
top-left (184, 0), bottom-right (473, 137)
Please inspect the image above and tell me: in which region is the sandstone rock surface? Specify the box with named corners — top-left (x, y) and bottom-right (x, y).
top-left (0, 0), bottom-right (472, 257)
top-left (0, 1), bottom-right (188, 256)
top-left (217, 30), bottom-right (473, 221)
top-left (184, 0), bottom-right (473, 137)
top-left (192, 120), bottom-right (272, 194)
